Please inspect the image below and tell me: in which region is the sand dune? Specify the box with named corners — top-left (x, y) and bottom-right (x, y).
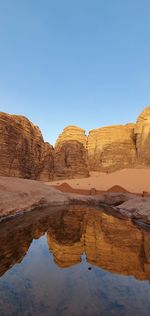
top-left (46, 169), bottom-right (150, 194)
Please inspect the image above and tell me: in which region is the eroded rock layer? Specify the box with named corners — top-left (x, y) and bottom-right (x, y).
top-left (55, 106), bottom-right (150, 173)
top-left (56, 125), bottom-right (87, 148)
top-left (54, 126), bottom-right (89, 179)
top-left (0, 112), bottom-right (54, 180)
top-left (54, 141), bottom-right (89, 179)
top-left (135, 106), bottom-right (150, 165)
top-left (88, 124), bottom-right (137, 172)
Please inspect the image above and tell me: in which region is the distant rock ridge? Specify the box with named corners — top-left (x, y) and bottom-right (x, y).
top-left (1, 106), bottom-right (150, 180)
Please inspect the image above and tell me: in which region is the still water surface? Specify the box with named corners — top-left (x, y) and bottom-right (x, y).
top-left (0, 205), bottom-right (150, 316)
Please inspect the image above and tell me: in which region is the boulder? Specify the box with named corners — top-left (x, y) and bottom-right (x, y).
top-left (0, 176), bottom-right (69, 220)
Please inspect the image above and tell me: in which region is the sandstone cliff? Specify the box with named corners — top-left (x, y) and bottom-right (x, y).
top-left (0, 112), bottom-right (54, 180)
top-left (88, 124), bottom-right (136, 172)
top-left (54, 126), bottom-right (89, 179)
top-left (54, 106), bottom-right (150, 174)
top-left (135, 106), bottom-right (150, 166)
top-left (1, 106), bottom-right (150, 181)
top-left (56, 125), bottom-right (87, 147)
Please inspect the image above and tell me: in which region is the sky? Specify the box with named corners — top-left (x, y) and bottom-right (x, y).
top-left (0, 0), bottom-right (150, 144)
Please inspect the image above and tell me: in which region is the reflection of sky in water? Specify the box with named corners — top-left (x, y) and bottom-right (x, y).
top-left (0, 233), bottom-right (150, 316)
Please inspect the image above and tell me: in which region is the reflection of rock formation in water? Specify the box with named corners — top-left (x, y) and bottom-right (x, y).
top-left (47, 209), bottom-right (85, 267)
top-left (0, 223), bottom-right (33, 277)
top-left (84, 211), bottom-right (150, 280)
top-left (0, 207), bottom-right (64, 277)
top-left (0, 205), bottom-right (150, 280)
top-left (47, 206), bottom-right (150, 280)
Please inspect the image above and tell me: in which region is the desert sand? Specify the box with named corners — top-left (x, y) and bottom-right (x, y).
top-left (1, 169), bottom-right (150, 225)
top-left (46, 169), bottom-right (150, 194)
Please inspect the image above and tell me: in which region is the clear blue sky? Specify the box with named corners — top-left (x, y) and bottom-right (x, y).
top-left (0, 0), bottom-right (149, 144)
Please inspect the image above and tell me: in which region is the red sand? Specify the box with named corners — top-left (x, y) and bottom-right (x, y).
top-left (52, 183), bottom-right (130, 195)
top-left (46, 169), bottom-right (150, 195)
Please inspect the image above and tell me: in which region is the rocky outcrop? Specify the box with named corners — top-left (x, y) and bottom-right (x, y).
top-left (0, 176), bottom-right (69, 220)
top-left (135, 106), bottom-right (150, 165)
top-left (54, 141), bottom-right (89, 179)
top-left (0, 112), bottom-right (54, 180)
top-left (88, 124), bottom-right (137, 172)
top-left (39, 142), bottom-right (54, 181)
top-left (0, 116), bottom-right (89, 180)
top-left (54, 126), bottom-right (89, 179)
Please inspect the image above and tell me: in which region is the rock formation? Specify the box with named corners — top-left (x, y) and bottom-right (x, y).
top-left (88, 124), bottom-right (136, 172)
top-left (0, 112), bottom-right (54, 180)
top-left (54, 126), bottom-right (89, 179)
top-left (135, 106), bottom-right (150, 165)
top-left (0, 176), bottom-right (69, 220)
top-left (54, 106), bottom-right (150, 173)
top-left (56, 125), bottom-right (87, 148)
top-left (1, 106), bottom-right (150, 180)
